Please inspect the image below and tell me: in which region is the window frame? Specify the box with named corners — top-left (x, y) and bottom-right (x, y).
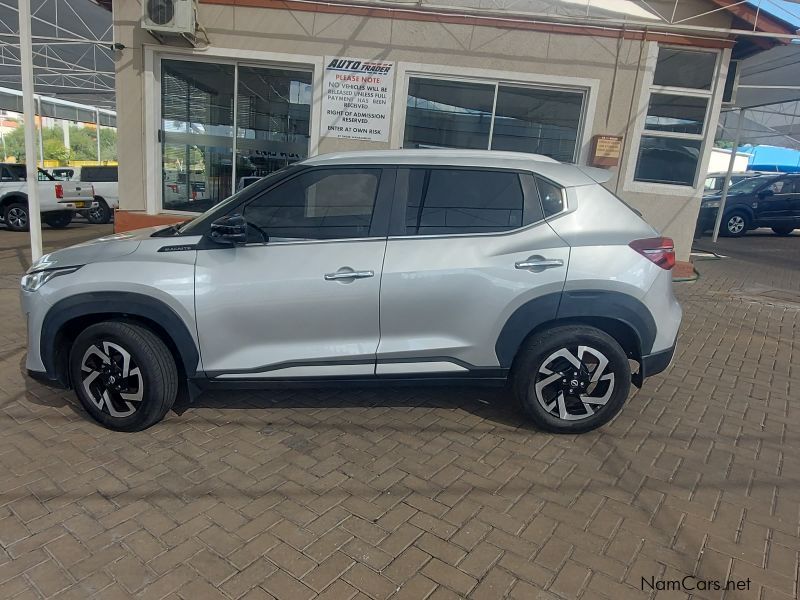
top-left (391, 62), bottom-right (599, 165)
top-left (388, 166), bottom-right (550, 239)
top-left (145, 47), bottom-right (325, 217)
top-left (624, 43), bottom-right (728, 196)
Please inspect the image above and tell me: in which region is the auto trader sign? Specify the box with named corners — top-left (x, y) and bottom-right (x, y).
top-left (321, 57), bottom-right (395, 142)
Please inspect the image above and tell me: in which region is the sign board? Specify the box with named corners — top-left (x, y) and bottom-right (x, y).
top-left (321, 57), bottom-right (395, 142)
top-left (590, 135), bottom-right (623, 167)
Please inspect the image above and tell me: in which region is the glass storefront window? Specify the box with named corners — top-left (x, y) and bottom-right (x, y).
top-left (404, 78), bottom-right (495, 150)
top-left (492, 86), bottom-right (584, 162)
top-left (161, 59), bottom-right (312, 212)
top-left (403, 77), bottom-right (586, 163)
top-left (235, 66), bottom-right (312, 189)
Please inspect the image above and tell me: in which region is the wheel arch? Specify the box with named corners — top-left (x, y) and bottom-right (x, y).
top-left (40, 292), bottom-right (200, 387)
top-left (496, 290), bottom-right (656, 372)
top-left (1, 192), bottom-right (27, 209)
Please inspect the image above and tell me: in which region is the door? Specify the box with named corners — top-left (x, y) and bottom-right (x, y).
top-left (786, 176), bottom-right (800, 226)
top-left (377, 167), bottom-right (569, 374)
top-left (194, 167), bottom-right (393, 378)
top-left (755, 177), bottom-right (794, 225)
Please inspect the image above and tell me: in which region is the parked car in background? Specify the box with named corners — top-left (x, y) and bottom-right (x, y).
top-left (50, 165), bottom-right (118, 224)
top-left (1, 163), bottom-right (96, 231)
top-left (22, 150), bottom-right (681, 433)
top-left (703, 171), bottom-right (764, 195)
top-left (697, 173), bottom-right (800, 236)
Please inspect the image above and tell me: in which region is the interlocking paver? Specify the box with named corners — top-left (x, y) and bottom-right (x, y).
top-left (0, 225), bottom-right (798, 599)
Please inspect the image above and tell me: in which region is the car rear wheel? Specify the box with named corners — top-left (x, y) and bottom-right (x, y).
top-left (86, 198), bottom-right (111, 224)
top-left (722, 211), bottom-right (750, 237)
top-left (43, 211), bottom-right (73, 229)
top-left (69, 321), bottom-right (178, 431)
top-left (772, 226), bottom-right (795, 236)
top-left (512, 325), bottom-right (631, 433)
top-left (4, 202), bottom-right (29, 231)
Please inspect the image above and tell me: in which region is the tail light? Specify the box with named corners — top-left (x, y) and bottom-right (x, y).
top-left (629, 237), bottom-right (675, 270)
top-left (167, 183), bottom-right (178, 193)
top-left (55, 184), bottom-right (63, 199)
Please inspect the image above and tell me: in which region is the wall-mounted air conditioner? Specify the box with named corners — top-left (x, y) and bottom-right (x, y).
top-left (142, 0), bottom-right (197, 36)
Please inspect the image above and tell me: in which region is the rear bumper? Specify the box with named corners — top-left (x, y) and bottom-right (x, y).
top-left (640, 343), bottom-right (676, 380)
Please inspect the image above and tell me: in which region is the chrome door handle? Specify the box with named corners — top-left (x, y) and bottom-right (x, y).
top-left (515, 257), bottom-right (564, 270)
top-left (324, 269), bottom-right (374, 281)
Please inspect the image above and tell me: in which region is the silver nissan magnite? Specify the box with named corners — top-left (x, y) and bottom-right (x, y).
top-left (22, 150), bottom-right (681, 433)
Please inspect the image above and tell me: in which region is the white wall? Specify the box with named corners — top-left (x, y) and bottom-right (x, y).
top-left (707, 148), bottom-right (750, 173)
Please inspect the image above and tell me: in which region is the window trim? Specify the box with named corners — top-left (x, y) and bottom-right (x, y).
top-left (623, 43), bottom-right (729, 196)
top-left (390, 62), bottom-right (599, 165)
top-left (388, 165), bottom-right (552, 240)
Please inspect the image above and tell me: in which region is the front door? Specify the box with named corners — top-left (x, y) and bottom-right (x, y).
top-left (194, 167), bottom-right (393, 378)
top-left (755, 177), bottom-right (794, 225)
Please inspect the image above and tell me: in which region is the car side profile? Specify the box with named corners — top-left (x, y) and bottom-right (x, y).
top-left (22, 150), bottom-right (681, 433)
top-left (698, 173), bottom-right (800, 237)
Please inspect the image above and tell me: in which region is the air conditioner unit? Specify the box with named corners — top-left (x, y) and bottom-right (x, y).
top-left (142, 0), bottom-right (197, 36)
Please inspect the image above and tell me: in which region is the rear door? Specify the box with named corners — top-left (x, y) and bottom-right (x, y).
top-left (377, 167), bottom-right (569, 375)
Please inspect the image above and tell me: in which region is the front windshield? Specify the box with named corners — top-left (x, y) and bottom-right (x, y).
top-left (726, 176), bottom-right (773, 195)
top-left (178, 165), bottom-right (300, 235)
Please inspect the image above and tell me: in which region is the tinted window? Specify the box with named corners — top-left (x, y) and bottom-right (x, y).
top-left (653, 48), bottom-right (716, 90)
top-left (404, 169), bottom-right (525, 235)
top-left (0, 167), bottom-right (14, 181)
top-left (81, 166), bottom-right (118, 182)
top-left (6, 165), bottom-right (26, 180)
top-left (634, 136), bottom-right (702, 186)
top-left (536, 177), bottom-right (566, 217)
top-left (244, 168), bottom-right (380, 240)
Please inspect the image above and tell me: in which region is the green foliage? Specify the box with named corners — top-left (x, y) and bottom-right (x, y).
top-left (0, 121), bottom-right (118, 162)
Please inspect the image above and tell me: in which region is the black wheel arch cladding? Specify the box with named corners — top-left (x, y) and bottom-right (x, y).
top-left (40, 292), bottom-right (199, 385)
top-left (495, 290), bottom-right (657, 368)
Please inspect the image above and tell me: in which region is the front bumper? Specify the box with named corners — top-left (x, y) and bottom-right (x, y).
top-left (697, 206), bottom-right (718, 231)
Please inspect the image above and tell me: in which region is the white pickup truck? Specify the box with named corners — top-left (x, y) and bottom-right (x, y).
top-left (0, 163), bottom-right (96, 232)
top-left (49, 165), bottom-right (118, 224)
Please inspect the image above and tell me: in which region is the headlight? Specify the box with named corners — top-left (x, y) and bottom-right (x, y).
top-left (702, 200), bottom-right (720, 208)
top-left (21, 267), bottom-right (80, 292)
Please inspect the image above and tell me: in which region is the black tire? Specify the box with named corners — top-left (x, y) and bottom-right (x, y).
top-left (512, 325), bottom-right (631, 434)
top-left (772, 226), bottom-right (795, 236)
top-left (721, 211), bottom-right (750, 237)
top-left (69, 321), bottom-right (178, 431)
top-left (4, 202), bottom-right (29, 232)
top-left (43, 211), bottom-right (73, 229)
top-left (86, 198), bottom-right (111, 224)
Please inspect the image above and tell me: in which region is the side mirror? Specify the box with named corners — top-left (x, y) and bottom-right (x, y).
top-left (758, 188), bottom-right (774, 198)
top-left (209, 214), bottom-right (248, 245)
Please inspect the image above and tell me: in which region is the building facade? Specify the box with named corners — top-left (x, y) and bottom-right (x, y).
top-left (112, 0), bottom-right (793, 259)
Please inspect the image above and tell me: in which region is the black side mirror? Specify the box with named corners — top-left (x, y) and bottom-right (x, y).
top-left (210, 214), bottom-right (248, 245)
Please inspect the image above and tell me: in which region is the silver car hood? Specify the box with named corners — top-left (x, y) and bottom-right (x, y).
top-left (28, 226), bottom-right (166, 272)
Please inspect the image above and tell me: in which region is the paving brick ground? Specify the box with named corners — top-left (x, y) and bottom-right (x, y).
top-left (1, 223), bottom-right (798, 600)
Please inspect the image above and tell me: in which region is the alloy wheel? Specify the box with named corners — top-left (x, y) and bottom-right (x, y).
top-left (80, 341), bottom-right (143, 418)
top-left (7, 207), bottom-right (27, 229)
top-left (534, 345), bottom-right (616, 421)
top-left (727, 215), bottom-right (745, 234)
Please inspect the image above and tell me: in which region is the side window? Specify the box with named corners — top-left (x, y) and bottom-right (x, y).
top-left (404, 168), bottom-right (525, 235)
top-left (769, 179), bottom-right (790, 194)
top-left (536, 177), bottom-right (566, 217)
top-left (0, 167), bottom-right (13, 181)
top-left (244, 168), bottom-right (380, 241)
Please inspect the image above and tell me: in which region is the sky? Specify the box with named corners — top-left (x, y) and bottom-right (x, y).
top-left (751, 0), bottom-right (800, 27)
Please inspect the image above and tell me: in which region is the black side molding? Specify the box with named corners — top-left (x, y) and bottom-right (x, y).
top-left (40, 292), bottom-right (200, 383)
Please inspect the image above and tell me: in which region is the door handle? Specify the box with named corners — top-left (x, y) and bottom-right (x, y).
top-left (515, 257), bottom-right (564, 270)
top-left (324, 269), bottom-right (374, 281)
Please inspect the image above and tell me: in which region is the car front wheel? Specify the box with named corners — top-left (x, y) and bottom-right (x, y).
top-left (4, 202), bottom-right (29, 231)
top-left (512, 325), bottom-right (631, 433)
top-left (722, 211), bottom-right (750, 237)
top-left (69, 321), bottom-right (178, 431)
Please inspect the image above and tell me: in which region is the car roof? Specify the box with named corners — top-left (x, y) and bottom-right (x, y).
top-left (301, 149), bottom-right (610, 187)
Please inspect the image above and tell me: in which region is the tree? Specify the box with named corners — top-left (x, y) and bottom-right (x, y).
top-left (0, 121), bottom-right (118, 162)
